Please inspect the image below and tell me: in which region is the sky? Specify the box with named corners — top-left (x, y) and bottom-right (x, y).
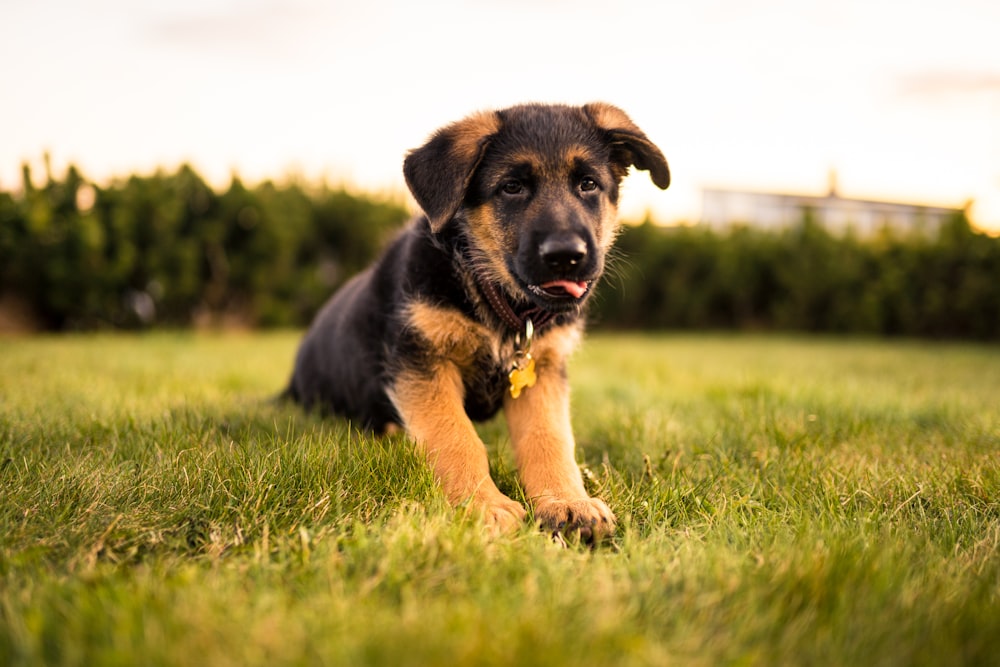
top-left (3, 0), bottom-right (1000, 231)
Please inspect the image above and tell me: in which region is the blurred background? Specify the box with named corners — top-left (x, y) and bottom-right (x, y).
top-left (2, 0), bottom-right (999, 336)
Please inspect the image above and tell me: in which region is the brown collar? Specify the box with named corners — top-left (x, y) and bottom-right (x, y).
top-left (474, 275), bottom-right (557, 334)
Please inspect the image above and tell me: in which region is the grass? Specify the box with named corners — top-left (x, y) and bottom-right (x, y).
top-left (1, 331), bottom-right (998, 666)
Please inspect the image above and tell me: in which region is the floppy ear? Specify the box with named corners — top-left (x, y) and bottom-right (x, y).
top-left (403, 110), bottom-right (502, 231)
top-left (583, 102), bottom-right (670, 190)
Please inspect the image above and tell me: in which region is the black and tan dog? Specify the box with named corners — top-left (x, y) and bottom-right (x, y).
top-left (287, 103), bottom-right (669, 539)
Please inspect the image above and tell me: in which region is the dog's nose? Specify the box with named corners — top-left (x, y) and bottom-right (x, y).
top-left (539, 234), bottom-right (588, 274)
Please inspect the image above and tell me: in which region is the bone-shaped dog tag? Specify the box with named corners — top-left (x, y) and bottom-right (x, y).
top-left (508, 353), bottom-right (536, 399)
top-left (508, 319), bottom-right (536, 399)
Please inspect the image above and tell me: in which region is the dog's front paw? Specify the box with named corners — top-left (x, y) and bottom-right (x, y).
top-left (534, 496), bottom-right (616, 543)
top-left (476, 494), bottom-right (528, 537)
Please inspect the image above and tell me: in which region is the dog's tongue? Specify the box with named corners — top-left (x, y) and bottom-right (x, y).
top-left (541, 280), bottom-right (588, 299)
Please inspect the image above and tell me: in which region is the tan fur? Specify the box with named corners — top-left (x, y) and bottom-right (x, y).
top-left (595, 205), bottom-right (621, 258)
top-left (449, 110), bottom-right (503, 163)
top-left (404, 300), bottom-right (493, 369)
top-left (583, 102), bottom-right (643, 135)
top-left (396, 300), bottom-right (613, 537)
top-left (394, 302), bottom-right (522, 533)
top-left (503, 325), bottom-right (614, 538)
top-left (464, 206), bottom-right (518, 293)
top-left (390, 363), bottom-right (526, 535)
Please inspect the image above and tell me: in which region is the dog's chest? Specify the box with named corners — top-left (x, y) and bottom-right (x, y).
top-left (460, 343), bottom-right (512, 422)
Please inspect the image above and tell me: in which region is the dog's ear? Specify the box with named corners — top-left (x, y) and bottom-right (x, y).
top-left (403, 110), bottom-right (502, 232)
top-left (584, 103), bottom-right (670, 190)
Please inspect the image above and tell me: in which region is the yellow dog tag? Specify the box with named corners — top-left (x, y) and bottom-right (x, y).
top-left (508, 354), bottom-right (536, 399)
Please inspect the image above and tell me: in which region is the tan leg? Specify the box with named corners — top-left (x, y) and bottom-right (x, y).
top-left (391, 363), bottom-right (526, 535)
top-left (504, 362), bottom-right (615, 541)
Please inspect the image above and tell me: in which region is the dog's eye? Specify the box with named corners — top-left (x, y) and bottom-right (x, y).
top-left (579, 177), bottom-right (599, 193)
top-left (501, 180), bottom-right (525, 196)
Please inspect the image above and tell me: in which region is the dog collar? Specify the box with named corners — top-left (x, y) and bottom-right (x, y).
top-left (472, 273), bottom-right (556, 399)
top-left (475, 276), bottom-right (557, 334)
top-left (507, 318), bottom-right (536, 399)
top-left (453, 233), bottom-right (558, 335)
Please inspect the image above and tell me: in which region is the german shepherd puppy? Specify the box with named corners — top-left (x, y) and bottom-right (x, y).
top-left (287, 103), bottom-right (669, 540)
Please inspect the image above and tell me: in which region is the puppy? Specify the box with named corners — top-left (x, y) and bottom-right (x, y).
top-left (287, 103), bottom-right (669, 539)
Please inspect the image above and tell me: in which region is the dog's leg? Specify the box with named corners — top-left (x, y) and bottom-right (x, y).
top-left (504, 363), bottom-right (616, 542)
top-left (392, 364), bottom-right (527, 535)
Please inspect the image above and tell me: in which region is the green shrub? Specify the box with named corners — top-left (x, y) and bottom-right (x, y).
top-left (2, 160), bottom-right (998, 339)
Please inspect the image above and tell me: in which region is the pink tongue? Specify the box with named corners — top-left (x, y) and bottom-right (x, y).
top-left (541, 280), bottom-right (588, 298)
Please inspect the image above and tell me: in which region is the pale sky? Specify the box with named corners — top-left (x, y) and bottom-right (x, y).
top-left (3, 0), bottom-right (999, 231)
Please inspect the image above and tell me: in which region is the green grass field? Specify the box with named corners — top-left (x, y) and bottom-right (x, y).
top-left (1, 332), bottom-right (998, 666)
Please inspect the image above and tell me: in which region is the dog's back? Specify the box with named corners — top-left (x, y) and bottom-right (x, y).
top-left (287, 234), bottom-right (412, 430)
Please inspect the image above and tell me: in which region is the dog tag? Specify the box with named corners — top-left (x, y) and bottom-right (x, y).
top-left (508, 353), bottom-right (536, 399)
top-left (508, 318), bottom-right (536, 399)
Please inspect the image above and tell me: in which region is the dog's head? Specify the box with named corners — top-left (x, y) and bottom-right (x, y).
top-left (403, 103), bottom-right (669, 312)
